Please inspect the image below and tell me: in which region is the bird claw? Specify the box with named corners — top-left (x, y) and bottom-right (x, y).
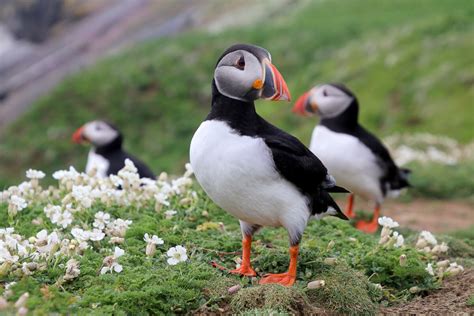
top-left (259, 272), bottom-right (295, 286)
top-left (230, 265), bottom-right (256, 277)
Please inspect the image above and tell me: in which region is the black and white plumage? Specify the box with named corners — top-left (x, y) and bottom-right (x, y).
top-left (190, 44), bottom-right (347, 286)
top-left (72, 120), bottom-right (155, 179)
top-left (293, 83), bottom-right (410, 232)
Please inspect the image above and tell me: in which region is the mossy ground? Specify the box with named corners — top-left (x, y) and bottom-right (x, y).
top-left (1, 184), bottom-right (472, 314)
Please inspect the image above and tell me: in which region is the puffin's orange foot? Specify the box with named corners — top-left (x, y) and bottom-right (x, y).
top-left (230, 265), bottom-right (256, 277)
top-left (355, 220), bottom-right (378, 234)
top-left (259, 272), bottom-right (295, 286)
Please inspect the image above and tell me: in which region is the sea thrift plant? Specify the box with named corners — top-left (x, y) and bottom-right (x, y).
top-left (378, 216), bottom-right (404, 248)
top-left (0, 160), bottom-right (195, 281)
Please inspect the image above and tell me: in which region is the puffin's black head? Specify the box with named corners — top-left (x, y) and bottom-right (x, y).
top-left (213, 43), bottom-right (291, 102)
top-left (293, 83), bottom-right (357, 118)
top-left (72, 120), bottom-right (122, 148)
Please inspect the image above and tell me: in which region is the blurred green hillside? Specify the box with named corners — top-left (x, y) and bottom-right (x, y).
top-left (1, 0), bottom-right (473, 190)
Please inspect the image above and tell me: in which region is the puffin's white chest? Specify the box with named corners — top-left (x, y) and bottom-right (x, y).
top-left (85, 150), bottom-right (109, 178)
top-left (310, 125), bottom-right (384, 203)
top-left (190, 120), bottom-right (309, 228)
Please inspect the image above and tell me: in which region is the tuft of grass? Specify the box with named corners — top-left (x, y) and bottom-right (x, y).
top-left (230, 284), bottom-right (312, 315)
top-left (305, 263), bottom-right (379, 315)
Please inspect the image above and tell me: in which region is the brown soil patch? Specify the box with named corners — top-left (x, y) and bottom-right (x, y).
top-left (380, 269), bottom-right (474, 315)
top-left (338, 198), bottom-right (474, 233)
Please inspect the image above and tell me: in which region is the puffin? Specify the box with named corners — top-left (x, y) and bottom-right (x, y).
top-left (190, 44), bottom-right (348, 286)
top-left (72, 120), bottom-right (155, 179)
top-left (293, 83), bottom-right (411, 233)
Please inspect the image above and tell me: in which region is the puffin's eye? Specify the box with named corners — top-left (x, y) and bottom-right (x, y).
top-left (95, 125), bottom-right (102, 131)
top-left (323, 89), bottom-right (328, 97)
top-left (235, 56), bottom-right (245, 70)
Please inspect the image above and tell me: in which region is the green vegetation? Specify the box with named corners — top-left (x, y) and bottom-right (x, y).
top-left (468, 295), bottom-right (474, 307)
top-left (1, 0), bottom-right (473, 200)
top-left (1, 170), bottom-right (472, 314)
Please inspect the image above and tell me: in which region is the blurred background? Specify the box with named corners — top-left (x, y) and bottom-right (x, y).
top-left (0, 0), bottom-right (473, 231)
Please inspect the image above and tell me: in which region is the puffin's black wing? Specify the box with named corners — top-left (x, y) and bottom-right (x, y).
top-left (355, 126), bottom-right (411, 193)
top-left (259, 121), bottom-right (347, 219)
top-left (263, 133), bottom-right (328, 191)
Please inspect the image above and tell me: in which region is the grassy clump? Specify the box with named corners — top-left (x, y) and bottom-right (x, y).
top-left (230, 284), bottom-right (312, 315)
top-left (306, 263), bottom-right (379, 315)
top-left (439, 235), bottom-right (474, 259)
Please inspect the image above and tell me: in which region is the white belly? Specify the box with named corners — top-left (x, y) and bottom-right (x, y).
top-left (86, 150), bottom-right (109, 178)
top-left (190, 120), bottom-right (309, 231)
top-left (310, 125), bottom-right (383, 203)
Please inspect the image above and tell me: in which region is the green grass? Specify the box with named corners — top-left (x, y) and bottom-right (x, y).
top-left (1, 0), bottom-right (473, 197)
top-left (0, 178), bottom-right (460, 314)
top-left (468, 294), bottom-right (474, 307)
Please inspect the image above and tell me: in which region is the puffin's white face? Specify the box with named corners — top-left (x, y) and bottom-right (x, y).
top-left (72, 120), bottom-right (119, 147)
top-left (214, 45), bottom-right (291, 102)
top-left (293, 84), bottom-right (354, 118)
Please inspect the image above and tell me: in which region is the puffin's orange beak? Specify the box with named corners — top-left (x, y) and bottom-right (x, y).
top-left (293, 90), bottom-right (318, 116)
top-left (72, 126), bottom-right (86, 144)
top-left (261, 59), bottom-right (291, 102)
top-left (292, 91), bottom-right (311, 116)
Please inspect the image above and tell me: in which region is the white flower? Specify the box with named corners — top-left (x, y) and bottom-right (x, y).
top-left (184, 163), bottom-right (193, 177)
top-left (166, 245), bottom-right (187, 265)
top-left (154, 192), bottom-right (170, 207)
top-left (52, 166), bottom-right (79, 181)
top-left (420, 231), bottom-right (437, 246)
top-left (64, 258), bottom-right (80, 281)
top-left (10, 195), bottom-right (28, 211)
top-left (72, 185), bottom-right (93, 208)
top-left (425, 263), bottom-right (434, 276)
top-left (144, 234), bottom-right (164, 257)
top-left (44, 205), bottom-right (62, 219)
top-left (71, 228), bottom-right (90, 242)
top-left (378, 216), bottom-right (399, 228)
top-left (0, 228), bottom-right (14, 236)
top-left (394, 232), bottom-right (404, 248)
top-left (89, 229), bottom-right (105, 241)
top-left (35, 230), bottom-right (60, 255)
top-left (144, 234), bottom-right (164, 245)
top-left (93, 211), bottom-right (111, 230)
top-left (106, 219), bottom-right (133, 237)
top-left (164, 210), bottom-right (177, 219)
top-left (51, 210), bottom-right (73, 229)
top-left (26, 169), bottom-right (45, 179)
top-left (0, 243), bottom-right (19, 263)
top-left (109, 175), bottom-right (123, 187)
top-left (100, 247), bottom-right (124, 274)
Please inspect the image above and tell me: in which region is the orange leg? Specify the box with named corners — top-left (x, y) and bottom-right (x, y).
top-left (230, 235), bottom-right (256, 277)
top-left (259, 245), bottom-right (298, 286)
top-left (345, 194), bottom-right (355, 218)
top-left (355, 204), bottom-right (381, 234)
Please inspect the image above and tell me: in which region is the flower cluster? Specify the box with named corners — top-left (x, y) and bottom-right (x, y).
top-left (378, 216), bottom-right (404, 248)
top-left (0, 159), bottom-right (195, 281)
top-left (415, 230), bottom-right (449, 255)
top-left (384, 133), bottom-right (474, 166)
